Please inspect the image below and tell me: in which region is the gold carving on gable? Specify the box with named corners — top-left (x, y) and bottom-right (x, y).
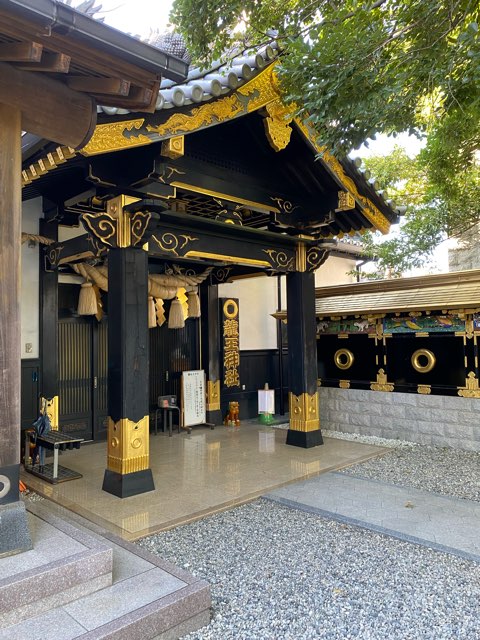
top-left (263, 99), bottom-right (294, 152)
top-left (82, 119), bottom-right (149, 156)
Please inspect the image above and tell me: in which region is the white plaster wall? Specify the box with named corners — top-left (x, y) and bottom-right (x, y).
top-left (218, 276), bottom-right (278, 350)
top-left (58, 224), bottom-right (84, 241)
top-left (21, 198), bottom-right (41, 359)
top-left (315, 255), bottom-right (357, 286)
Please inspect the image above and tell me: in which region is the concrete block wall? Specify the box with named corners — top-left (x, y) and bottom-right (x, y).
top-left (319, 387), bottom-right (480, 451)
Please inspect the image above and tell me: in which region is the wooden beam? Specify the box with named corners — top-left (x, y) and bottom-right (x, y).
top-left (0, 12), bottom-right (161, 87)
top-left (0, 41), bottom-right (42, 62)
top-left (0, 61), bottom-right (96, 149)
top-left (17, 52), bottom-right (71, 73)
top-left (67, 76), bottom-right (130, 96)
top-left (95, 83), bottom-right (158, 113)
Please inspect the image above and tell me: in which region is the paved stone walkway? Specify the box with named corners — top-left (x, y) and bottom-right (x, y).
top-left (266, 471), bottom-right (480, 563)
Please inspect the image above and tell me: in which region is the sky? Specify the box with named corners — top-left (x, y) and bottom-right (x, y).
top-left (98, 0), bottom-right (173, 37)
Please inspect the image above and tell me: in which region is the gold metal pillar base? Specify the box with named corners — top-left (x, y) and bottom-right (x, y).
top-left (41, 395), bottom-right (59, 431)
top-left (107, 416), bottom-right (150, 475)
top-left (288, 392), bottom-right (320, 432)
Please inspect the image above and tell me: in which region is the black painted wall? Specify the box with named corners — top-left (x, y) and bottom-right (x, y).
top-left (221, 349), bottom-right (288, 420)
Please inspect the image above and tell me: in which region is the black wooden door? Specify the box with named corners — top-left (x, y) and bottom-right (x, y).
top-left (58, 317), bottom-right (107, 441)
top-left (149, 319), bottom-right (200, 408)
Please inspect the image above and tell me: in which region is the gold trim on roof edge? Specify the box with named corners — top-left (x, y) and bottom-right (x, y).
top-left (22, 62), bottom-right (391, 234)
top-left (293, 118), bottom-right (391, 234)
top-left (81, 64), bottom-right (281, 157)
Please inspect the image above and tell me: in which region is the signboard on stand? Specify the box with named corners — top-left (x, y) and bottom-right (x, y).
top-left (181, 370), bottom-right (208, 429)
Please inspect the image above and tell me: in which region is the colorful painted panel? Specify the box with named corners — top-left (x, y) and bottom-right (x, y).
top-left (316, 318), bottom-right (375, 334)
top-left (473, 314), bottom-right (480, 331)
top-left (384, 314), bottom-right (464, 333)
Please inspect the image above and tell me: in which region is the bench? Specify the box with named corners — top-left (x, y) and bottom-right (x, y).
top-left (24, 430), bottom-right (84, 484)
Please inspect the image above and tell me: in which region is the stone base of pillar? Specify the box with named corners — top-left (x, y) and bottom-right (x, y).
top-left (286, 429), bottom-right (323, 448)
top-left (0, 501), bottom-right (33, 558)
top-left (102, 468), bottom-right (155, 498)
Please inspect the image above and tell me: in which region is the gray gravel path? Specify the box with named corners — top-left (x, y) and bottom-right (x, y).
top-left (138, 499), bottom-right (480, 640)
top-left (340, 444), bottom-right (480, 502)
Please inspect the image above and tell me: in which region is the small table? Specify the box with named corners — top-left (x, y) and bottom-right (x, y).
top-left (24, 430), bottom-right (84, 484)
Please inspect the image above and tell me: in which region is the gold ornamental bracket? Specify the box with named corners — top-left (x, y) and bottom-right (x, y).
top-left (370, 369), bottom-right (394, 392)
top-left (458, 372), bottom-right (480, 398)
top-left (80, 195), bottom-right (159, 249)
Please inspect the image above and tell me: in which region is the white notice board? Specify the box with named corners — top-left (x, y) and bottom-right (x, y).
top-left (181, 370), bottom-right (207, 427)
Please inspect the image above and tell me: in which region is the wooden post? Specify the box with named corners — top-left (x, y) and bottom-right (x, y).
top-left (285, 270), bottom-right (323, 448)
top-left (0, 103), bottom-right (32, 554)
top-left (200, 284), bottom-right (222, 424)
top-left (102, 247), bottom-right (155, 498)
top-left (39, 216), bottom-right (59, 429)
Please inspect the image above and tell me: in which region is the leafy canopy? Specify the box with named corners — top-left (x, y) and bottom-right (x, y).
top-left (171, 0), bottom-right (480, 268)
top-left (359, 146), bottom-right (448, 277)
top-left (170, 1), bottom-right (479, 151)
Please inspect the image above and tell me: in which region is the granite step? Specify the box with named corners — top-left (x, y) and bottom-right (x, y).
top-left (0, 506), bottom-right (112, 629)
top-left (0, 501), bottom-right (210, 640)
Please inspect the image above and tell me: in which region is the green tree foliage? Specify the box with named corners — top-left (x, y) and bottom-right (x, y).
top-left (353, 147), bottom-right (447, 277)
top-left (171, 0), bottom-right (480, 269)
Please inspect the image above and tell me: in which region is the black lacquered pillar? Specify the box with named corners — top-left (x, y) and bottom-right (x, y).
top-left (285, 269), bottom-right (323, 448)
top-left (103, 247), bottom-right (154, 497)
top-left (80, 195), bottom-right (159, 497)
top-left (39, 215), bottom-right (59, 430)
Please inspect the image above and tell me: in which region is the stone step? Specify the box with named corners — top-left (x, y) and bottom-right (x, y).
top-left (0, 505), bottom-right (112, 629)
top-left (0, 500), bottom-right (210, 640)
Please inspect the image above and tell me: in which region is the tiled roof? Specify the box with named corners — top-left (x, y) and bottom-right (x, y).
top-left (315, 269), bottom-right (480, 316)
top-left (99, 44), bottom-right (279, 115)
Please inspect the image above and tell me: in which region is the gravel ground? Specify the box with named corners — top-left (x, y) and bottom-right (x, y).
top-left (339, 443), bottom-right (480, 503)
top-left (138, 499), bottom-right (480, 640)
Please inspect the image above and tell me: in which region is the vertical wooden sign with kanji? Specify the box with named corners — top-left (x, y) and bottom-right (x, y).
top-left (220, 298), bottom-right (240, 388)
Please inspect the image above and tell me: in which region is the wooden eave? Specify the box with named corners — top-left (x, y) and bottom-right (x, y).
top-left (0, 0), bottom-right (187, 117)
top-left (20, 60), bottom-right (396, 236)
